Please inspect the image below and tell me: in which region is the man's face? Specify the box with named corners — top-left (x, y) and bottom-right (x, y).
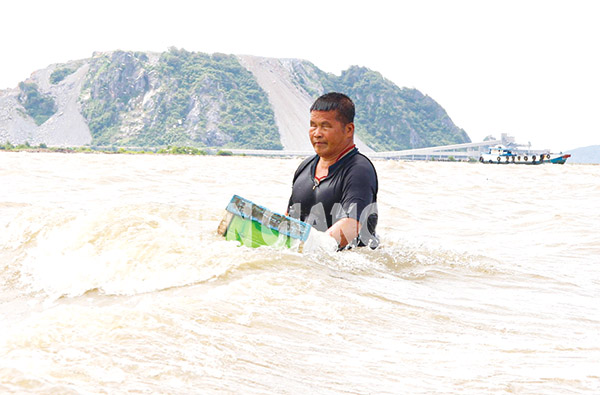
top-left (309, 110), bottom-right (353, 159)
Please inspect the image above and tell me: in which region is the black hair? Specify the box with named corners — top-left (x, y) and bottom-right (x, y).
top-left (310, 92), bottom-right (355, 125)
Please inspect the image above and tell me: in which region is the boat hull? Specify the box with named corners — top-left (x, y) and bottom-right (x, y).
top-left (549, 154), bottom-right (571, 164)
top-left (479, 153), bottom-right (570, 165)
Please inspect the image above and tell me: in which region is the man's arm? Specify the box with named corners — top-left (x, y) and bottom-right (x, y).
top-left (326, 217), bottom-right (360, 248)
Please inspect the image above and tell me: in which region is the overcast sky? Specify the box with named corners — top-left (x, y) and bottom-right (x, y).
top-left (2, 0), bottom-right (598, 151)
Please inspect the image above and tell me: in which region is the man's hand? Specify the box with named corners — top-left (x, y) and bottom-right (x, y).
top-left (326, 217), bottom-right (360, 248)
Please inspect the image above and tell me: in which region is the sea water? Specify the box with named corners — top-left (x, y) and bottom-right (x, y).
top-left (1, 152), bottom-right (599, 393)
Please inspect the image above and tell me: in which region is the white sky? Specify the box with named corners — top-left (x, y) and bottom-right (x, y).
top-left (1, 0), bottom-right (598, 151)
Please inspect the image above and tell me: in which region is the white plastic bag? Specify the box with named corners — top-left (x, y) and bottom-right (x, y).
top-left (302, 229), bottom-right (338, 253)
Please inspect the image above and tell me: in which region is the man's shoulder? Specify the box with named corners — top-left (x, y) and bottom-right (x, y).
top-left (354, 151), bottom-right (375, 165)
top-left (347, 151), bottom-right (377, 173)
top-left (292, 154), bottom-right (318, 181)
top-left (344, 152), bottom-right (378, 190)
top-left (298, 154), bottom-right (317, 168)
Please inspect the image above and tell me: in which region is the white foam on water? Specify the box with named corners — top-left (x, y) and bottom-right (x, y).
top-left (17, 204), bottom-right (241, 300)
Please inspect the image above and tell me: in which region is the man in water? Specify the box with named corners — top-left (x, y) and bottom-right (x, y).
top-left (287, 92), bottom-right (379, 249)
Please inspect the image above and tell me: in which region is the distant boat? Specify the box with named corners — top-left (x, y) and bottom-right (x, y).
top-left (479, 145), bottom-right (571, 165)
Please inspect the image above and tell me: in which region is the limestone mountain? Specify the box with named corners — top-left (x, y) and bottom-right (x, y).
top-left (0, 48), bottom-right (470, 150)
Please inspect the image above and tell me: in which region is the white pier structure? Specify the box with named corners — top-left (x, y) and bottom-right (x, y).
top-left (226, 139), bottom-right (502, 161)
top-left (226, 134), bottom-right (522, 161)
top-left (367, 139), bottom-right (502, 161)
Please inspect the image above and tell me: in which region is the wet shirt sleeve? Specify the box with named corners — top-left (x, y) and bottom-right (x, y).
top-left (334, 159), bottom-right (378, 222)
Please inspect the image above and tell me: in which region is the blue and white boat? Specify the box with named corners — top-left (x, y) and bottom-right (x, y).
top-left (479, 145), bottom-right (571, 165)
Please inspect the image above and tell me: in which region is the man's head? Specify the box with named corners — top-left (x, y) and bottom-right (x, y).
top-left (309, 92), bottom-right (355, 160)
top-left (310, 92), bottom-right (355, 125)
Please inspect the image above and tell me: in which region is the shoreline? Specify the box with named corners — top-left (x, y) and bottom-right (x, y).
top-left (0, 144), bottom-right (232, 157)
top-left (1, 145), bottom-right (592, 164)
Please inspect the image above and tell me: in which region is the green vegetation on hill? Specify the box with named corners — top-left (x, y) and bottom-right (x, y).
top-left (148, 49), bottom-right (281, 149)
top-left (80, 48), bottom-right (281, 149)
top-left (81, 51), bottom-right (148, 146)
top-left (292, 63), bottom-right (470, 150)
top-left (338, 66), bottom-right (470, 150)
top-left (18, 82), bottom-right (57, 125)
top-left (50, 67), bottom-right (76, 84)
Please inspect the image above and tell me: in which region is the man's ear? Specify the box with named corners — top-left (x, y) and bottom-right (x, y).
top-left (345, 122), bottom-right (355, 137)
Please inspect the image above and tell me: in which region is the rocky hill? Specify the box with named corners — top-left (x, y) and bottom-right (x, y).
top-left (0, 48), bottom-right (470, 151)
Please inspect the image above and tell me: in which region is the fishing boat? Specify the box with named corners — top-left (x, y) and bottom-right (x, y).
top-left (479, 145), bottom-right (571, 165)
